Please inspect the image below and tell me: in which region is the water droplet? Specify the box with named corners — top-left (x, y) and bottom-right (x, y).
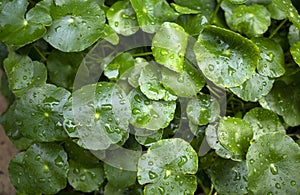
top-left (105, 124), bottom-right (114, 133)
top-left (250, 159), bottom-right (255, 164)
top-left (275, 183), bottom-right (281, 189)
top-left (35, 155), bottom-right (41, 160)
top-left (233, 170), bottom-right (241, 181)
top-left (73, 168), bottom-right (80, 174)
top-left (160, 49), bottom-right (168, 56)
top-left (291, 180), bottom-right (296, 186)
top-left (269, 163), bottom-right (278, 175)
top-left (175, 175), bottom-right (180, 181)
top-left (164, 169), bottom-right (171, 179)
top-left (114, 21), bottom-right (119, 27)
top-left (178, 156), bottom-right (188, 167)
top-left (208, 64), bottom-right (215, 71)
top-left (177, 75), bottom-right (184, 83)
top-left (148, 171), bottom-right (158, 179)
top-left (55, 156), bottom-right (64, 167)
top-left (158, 186), bottom-right (165, 195)
top-left (102, 104), bottom-right (113, 110)
top-left (39, 178), bottom-right (46, 182)
top-left (262, 81), bottom-right (267, 86)
top-left (23, 76), bottom-right (27, 80)
top-left (134, 95), bottom-right (142, 103)
top-left (121, 13), bottom-right (129, 18)
top-left (148, 161), bottom-right (154, 166)
top-left (132, 108), bottom-right (141, 115)
top-left (80, 175), bottom-right (86, 181)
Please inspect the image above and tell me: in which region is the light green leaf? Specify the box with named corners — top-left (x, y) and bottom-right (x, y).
top-left (186, 93), bottom-right (220, 126)
top-left (137, 138), bottom-right (198, 195)
top-left (288, 24), bottom-right (300, 46)
top-left (194, 25), bottom-right (259, 88)
top-left (104, 163), bottom-right (137, 188)
top-left (135, 128), bottom-right (163, 147)
top-left (176, 14), bottom-right (208, 37)
top-left (139, 63), bottom-right (177, 101)
top-left (102, 24), bottom-right (120, 45)
top-left (129, 89), bottom-right (176, 130)
top-left (44, 0), bottom-right (106, 52)
top-left (290, 40), bottom-right (300, 66)
top-left (229, 72), bottom-right (274, 102)
top-left (130, 0), bottom-right (179, 33)
top-left (0, 0), bottom-right (50, 47)
top-left (15, 84), bottom-right (70, 142)
top-left (107, 0), bottom-right (139, 36)
top-left (231, 4), bottom-right (271, 37)
top-left (4, 52), bottom-right (47, 97)
top-left (267, 3), bottom-right (286, 20)
top-left (171, 3), bottom-right (201, 14)
top-left (47, 50), bottom-right (83, 90)
top-left (229, 0), bottom-right (248, 4)
top-left (152, 22), bottom-right (188, 73)
top-left (174, 0), bottom-right (216, 18)
top-left (161, 61), bottom-right (206, 97)
top-left (247, 133), bottom-right (300, 195)
top-left (217, 117), bottom-right (253, 158)
top-left (63, 82), bottom-right (130, 150)
top-left (259, 73), bottom-right (300, 126)
top-left (9, 143), bottom-right (68, 194)
top-left (243, 107), bottom-right (285, 139)
top-left (128, 58), bottom-right (149, 88)
top-left (273, 0), bottom-right (300, 30)
top-left (252, 37), bottom-right (285, 78)
top-left (104, 52), bottom-right (135, 80)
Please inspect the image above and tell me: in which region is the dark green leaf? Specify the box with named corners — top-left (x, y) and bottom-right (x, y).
top-left (152, 22), bottom-right (188, 73)
top-left (229, 0), bottom-right (248, 4)
top-left (247, 133), bottom-right (300, 194)
top-left (135, 128), bottom-right (163, 147)
top-left (176, 14), bottom-right (208, 37)
top-left (290, 41), bottom-right (300, 66)
top-left (267, 3), bottom-right (286, 20)
top-left (273, 0), bottom-right (300, 30)
top-left (194, 25), bottom-right (259, 87)
top-left (104, 163), bottom-right (137, 188)
top-left (137, 138), bottom-right (198, 195)
top-left (44, 0), bottom-right (106, 52)
top-left (174, 0), bottom-right (216, 18)
top-left (288, 24), bottom-right (300, 46)
top-left (170, 3), bottom-right (201, 14)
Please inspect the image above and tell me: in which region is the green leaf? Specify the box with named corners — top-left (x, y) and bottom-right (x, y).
top-left (170, 3), bottom-right (201, 14)
top-left (243, 107), bottom-right (285, 139)
top-left (130, 0), bottom-right (179, 33)
top-left (273, 0), bottom-right (300, 30)
top-left (259, 74), bottom-right (300, 126)
top-left (104, 183), bottom-right (143, 195)
top-left (204, 154), bottom-right (248, 195)
top-left (152, 22), bottom-right (188, 73)
top-left (104, 163), bottom-right (137, 188)
top-left (4, 52), bottom-right (47, 97)
top-left (129, 89), bottom-right (176, 130)
top-left (290, 40), bottom-right (300, 66)
top-left (138, 63), bottom-right (177, 101)
top-left (44, 0), bottom-right (106, 52)
top-left (137, 138), bottom-right (198, 195)
top-left (0, 0), bottom-right (50, 47)
top-left (194, 25), bottom-right (259, 88)
top-left (128, 58), bottom-right (149, 88)
top-left (47, 50), bottom-right (83, 90)
top-left (229, 72), bottom-right (274, 102)
top-left (176, 14), bottom-right (208, 37)
top-left (217, 117), bottom-right (253, 158)
top-left (247, 133), bottom-right (300, 194)
top-left (288, 24), bottom-right (300, 46)
top-left (229, 0), bottom-right (248, 4)
top-left (63, 82), bottom-right (130, 150)
top-left (252, 37), bottom-right (285, 78)
top-left (15, 84), bottom-right (70, 142)
top-left (106, 0), bottom-right (139, 36)
top-left (135, 128), bottom-right (163, 147)
top-left (267, 3), bottom-right (286, 20)
top-left (231, 4), bottom-right (271, 37)
top-left (9, 143), bottom-right (68, 194)
top-left (186, 93), bottom-right (220, 126)
top-left (104, 52), bottom-right (135, 80)
top-left (173, 0), bottom-right (216, 18)
top-left (102, 24), bottom-right (120, 45)
top-left (161, 61), bottom-right (206, 97)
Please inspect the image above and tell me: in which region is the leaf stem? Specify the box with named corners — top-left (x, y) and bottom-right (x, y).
top-left (209, 0), bottom-right (224, 24)
top-left (32, 45), bottom-right (47, 62)
top-left (132, 52), bottom-right (153, 57)
top-left (208, 184), bottom-right (215, 195)
top-left (269, 19), bottom-right (288, 39)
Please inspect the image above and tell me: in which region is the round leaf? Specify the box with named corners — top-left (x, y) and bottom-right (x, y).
top-left (194, 25), bottom-right (259, 87)
top-left (44, 0), bottom-right (106, 52)
top-left (288, 24), bottom-right (300, 46)
top-left (231, 4), bottom-right (271, 37)
top-left (186, 93), bottom-right (220, 126)
top-left (273, 0), bottom-right (300, 30)
top-left (138, 63), bottom-right (177, 101)
top-left (9, 143), bottom-right (69, 194)
top-left (229, 72), bottom-right (274, 102)
top-left (129, 0), bottom-right (179, 33)
top-left (129, 89), bottom-right (176, 130)
top-left (217, 117), bottom-right (253, 158)
top-left (290, 40), bottom-right (300, 66)
top-left (267, 3), bottom-right (286, 20)
top-left (252, 37), bottom-right (285, 78)
top-left (137, 138), bottom-right (198, 195)
top-left (128, 58), bottom-right (149, 88)
top-left (152, 22), bottom-right (188, 73)
top-left (243, 107), bottom-right (285, 139)
top-left (135, 128), bottom-right (163, 147)
top-left (176, 14), bottom-right (209, 37)
top-left (106, 0), bottom-right (139, 36)
top-left (15, 84), bottom-right (70, 142)
top-left (104, 163), bottom-right (137, 188)
top-left (247, 133), bottom-right (300, 195)
top-left (63, 82), bottom-right (130, 150)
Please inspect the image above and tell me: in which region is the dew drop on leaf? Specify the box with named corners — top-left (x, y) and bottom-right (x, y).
top-left (148, 161), bottom-right (154, 166)
top-left (148, 171), bottom-right (158, 179)
top-left (208, 64), bottom-right (214, 71)
top-left (269, 163), bottom-right (278, 175)
top-left (178, 156), bottom-right (188, 167)
top-left (160, 49), bottom-right (169, 56)
top-left (275, 183), bottom-right (281, 189)
top-left (291, 180), bottom-right (296, 186)
top-left (132, 108), bottom-right (141, 114)
top-left (54, 156), bottom-right (64, 167)
top-left (80, 175), bottom-right (86, 181)
top-left (158, 186), bottom-right (165, 195)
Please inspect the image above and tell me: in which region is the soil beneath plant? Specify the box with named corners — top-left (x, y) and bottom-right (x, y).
top-left (0, 73), bottom-right (18, 195)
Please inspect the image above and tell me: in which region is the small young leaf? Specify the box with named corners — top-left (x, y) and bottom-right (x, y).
top-left (106, 0), bottom-right (139, 36)
top-left (194, 25), bottom-right (259, 88)
top-left (129, 89), bottom-right (176, 130)
top-left (44, 0), bottom-right (106, 52)
top-left (152, 22), bottom-right (188, 73)
top-left (247, 133), bottom-right (300, 195)
top-left (232, 4), bottom-right (271, 37)
top-left (130, 0), bottom-right (179, 33)
top-left (137, 138), bottom-right (198, 195)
